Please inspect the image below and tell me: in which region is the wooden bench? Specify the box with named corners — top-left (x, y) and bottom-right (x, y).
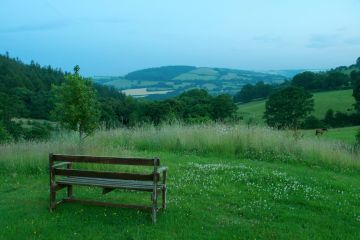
top-left (49, 153), bottom-right (167, 223)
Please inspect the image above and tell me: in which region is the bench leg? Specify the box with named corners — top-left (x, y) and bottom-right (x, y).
top-left (151, 192), bottom-right (157, 224)
top-left (49, 185), bottom-right (56, 212)
top-left (162, 187), bottom-right (167, 210)
top-left (67, 185), bottom-right (73, 199)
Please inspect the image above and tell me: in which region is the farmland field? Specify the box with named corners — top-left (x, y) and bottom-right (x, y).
top-left (303, 126), bottom-right (359, 144)
top-left (238, 89), bottom-right (356, 124)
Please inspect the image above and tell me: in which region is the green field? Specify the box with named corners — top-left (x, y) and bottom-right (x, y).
top-left (303, 126), bottom-right (359, 144)
top-left (238, 89), bottom-right (356, 124)
top-left (94, 66), bottom-right (287, 97)
top-left (1, 124), bottom-right (360, 239)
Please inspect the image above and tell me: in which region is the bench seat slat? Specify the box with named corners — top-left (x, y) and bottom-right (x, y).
top-left (56, 177), bottom-right (164, 191)
top-left (54, 168), bottom-right (155, 181)
top-left (52, 154), bottom-right (158, 166)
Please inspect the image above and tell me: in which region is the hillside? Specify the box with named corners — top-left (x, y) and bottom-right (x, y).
top-left (94, 66), bottom-right (287, 99)
top-left (238, 89), bottom-right (356, 124)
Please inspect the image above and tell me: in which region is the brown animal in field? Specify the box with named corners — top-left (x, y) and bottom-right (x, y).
top-left (315, 128), bottom-right (328, 136)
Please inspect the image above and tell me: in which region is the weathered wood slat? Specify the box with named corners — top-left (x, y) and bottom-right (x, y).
top-left (52, 154), bottom-right (159, 166)
top-left (56, 177), bottom-right (164, 191)
top-left (63, 198), bottom-right (154, 211)
top-left (52, 162), bottom-right (72, 168)
top-left (102, 187), bottom-right (115, 195)
top-left (64, 176), bottom-right (160, 185)
top-left (52, 184), bottom-right (67, 191)
top-left (60, 177), bottom-right (163, 187)
top-left (54, 168), bottom-right (155, 181)
top-left (49, 153), bottom-right (166, 223)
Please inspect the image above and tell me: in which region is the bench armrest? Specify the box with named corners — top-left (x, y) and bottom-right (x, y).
top-left (52, 162), bottom-right (72, 169)
top-left (155, 166), bottom-right (168, 174)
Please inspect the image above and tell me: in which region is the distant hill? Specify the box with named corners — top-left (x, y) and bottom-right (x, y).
top-left (260, 69), bottom-right (319, 78)
top-left (125, 66), bottom-right (197, 81)
top-left (94, 66), bottom-right (288, 99)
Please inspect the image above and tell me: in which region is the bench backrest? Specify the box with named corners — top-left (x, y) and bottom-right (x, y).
top-left (51, 154), bottom-right (160, 166)
top-left (49, 154), bottom-right (160, 181)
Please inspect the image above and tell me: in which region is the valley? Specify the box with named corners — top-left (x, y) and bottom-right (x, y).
top-left (94, 66), bottom-right (290, 99)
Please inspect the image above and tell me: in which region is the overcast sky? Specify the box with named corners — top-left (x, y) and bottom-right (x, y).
top-left (1, 0), bottom-right (360, 76)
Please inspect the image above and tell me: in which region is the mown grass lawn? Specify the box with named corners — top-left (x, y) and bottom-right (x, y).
top-left (1, 124), bottom-right (360, 239)
top-left (1, 150), bottom-right (360, 239)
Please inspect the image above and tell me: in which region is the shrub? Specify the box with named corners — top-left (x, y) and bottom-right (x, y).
top-left (302, 116), bottom-right (324, 129)
top-left (356, 129), bottom-right (360, 145)
top-left (22, 122), bottom-right (52, 141)
top-left (0, 121), bottom-right (11, 144)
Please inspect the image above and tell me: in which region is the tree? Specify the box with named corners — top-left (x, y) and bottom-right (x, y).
top-left (324, 109), bottom-right (335, 126)
top-left (356, 57), bottom-right (360, 67)
top-left (353, 74), bottom-right (360, 112)
top-left (234, 84), bottom-right (255, 103)
top-left (353, 73), bottom-right (360, 145)
top-left (292, 71), bottom-right (318, 90)
top-left (177, 89), bottom-right (213, 122)
top-left (211, 94), bottom-right (237, 120)
top-left (264, 86), bottom-right (314, 129)
top-left (302, 116), bottom-right (323, 129)
top-left (234, 82), bottom-right (273, 103)
top-left (52, 66), bottom-right (100, 143)
top-left (0, 121), bottom-right (11, 144)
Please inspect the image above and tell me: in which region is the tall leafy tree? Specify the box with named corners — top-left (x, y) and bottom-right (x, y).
top-left (211, 94), bottom-right (237, 120)
top-left (234, 84), bottom-right (255, 103)
top-left (353, 74), bottom-right (360, 112)
top-left (264, 86), bottom-right (314, 129)
top-left (52, 66), bottom-right (100, 143)
top-left (353, 73), bottom-right (360, 144)
top-left (0, 121), bottom-right (11, 143)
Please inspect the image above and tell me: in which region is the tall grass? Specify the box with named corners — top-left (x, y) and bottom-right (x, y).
top-left (0, 123), bottom-right (359, 174)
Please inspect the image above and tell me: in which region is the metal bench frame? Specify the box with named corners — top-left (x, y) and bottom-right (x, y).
top-left (49, 153), bottom-right (167, 223)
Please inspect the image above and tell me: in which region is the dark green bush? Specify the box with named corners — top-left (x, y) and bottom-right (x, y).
top-left (22, 122), bottom-right (52, 141)
top-left (0, 121), bottom-right (11, 144)
top-left (302, 116), bottom-right (325, 129)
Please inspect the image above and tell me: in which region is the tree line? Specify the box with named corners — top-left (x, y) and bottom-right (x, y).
top-left (234, 57), bottom-right (360, 103)
top-left (1, 53), bottom-right (359, 144)
top-left (261, 59), bottom-right (360, 143)
top-left (53, 66), bottom-right (237, 142)
top-left (0, 55), bottom-right (237, 143)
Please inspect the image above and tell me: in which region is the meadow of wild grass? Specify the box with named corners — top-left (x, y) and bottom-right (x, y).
top-left (303, 126), bottom-right (360, 144)
top-left (1, 123), bottom-right (360, 239)
top-left (1, 123), bottom-right (359, 174)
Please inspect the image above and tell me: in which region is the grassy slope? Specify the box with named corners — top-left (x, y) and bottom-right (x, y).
top-left (238, 89), bottom-right (355, 123)
top-left (237, 89), bottom-right (358, 143)
top-left (2, 153), bottom-right (360, 239)
top-left (303, 126), bottom-right (359, 144)
top-left (1, 124), bottom-right (360, 239)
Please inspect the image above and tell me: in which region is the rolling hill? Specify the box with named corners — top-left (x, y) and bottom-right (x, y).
top-left (93, 66), bottom-right (288, 99)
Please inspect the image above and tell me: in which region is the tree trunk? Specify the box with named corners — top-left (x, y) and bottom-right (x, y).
top-left (79, 130), bottom-right (83, 145)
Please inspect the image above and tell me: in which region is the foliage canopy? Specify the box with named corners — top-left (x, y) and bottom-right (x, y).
top-left (52, 68), bottom-right (100, 142)
top-left (264, 86), bottom-right (314, 129)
